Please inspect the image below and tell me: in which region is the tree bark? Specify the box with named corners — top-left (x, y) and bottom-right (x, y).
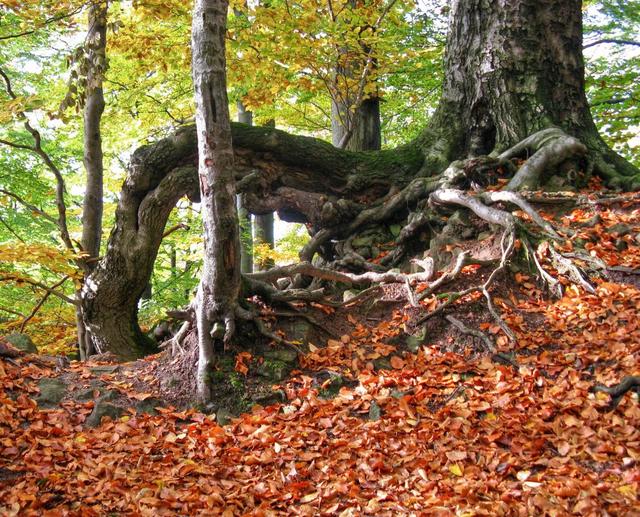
top-left (237, 100), bottom-right (253, 273)
top-left (77, 0), bottom-right (108, 360)
top-left (192, 0), bottom-right (239, 404)
top-left (254, 212), bottom-right (274, 271)
top-left (332, 96), bottom-right (381, 151)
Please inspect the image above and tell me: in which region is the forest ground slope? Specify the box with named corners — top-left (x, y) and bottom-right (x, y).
top-left (1, 186), bottom-right (639, 515)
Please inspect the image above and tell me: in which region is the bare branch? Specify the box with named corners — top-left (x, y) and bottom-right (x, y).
top-left (0, 275), bottom-right (77, 306)
top-left (20, 275), bottom-right (70, 332)
top-left (0, 66), bottom-right (76, 255)
top-left (0, 188), bottom-right (59, 226)
top-left (584, 38), bottom-right (640, 50)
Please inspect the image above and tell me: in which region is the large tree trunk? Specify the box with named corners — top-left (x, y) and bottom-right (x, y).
top-left (192, 0), bottom-right (239, 404)
top-left (332, 96), bottom-right (381, 152)
top-left (78, 0), bottom-right (108, 360)
top-left (86, 0), bottom-right (639, 359)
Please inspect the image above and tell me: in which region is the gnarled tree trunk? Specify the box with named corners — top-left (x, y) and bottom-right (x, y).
top-left (85, 0), bottom-right (639, 359)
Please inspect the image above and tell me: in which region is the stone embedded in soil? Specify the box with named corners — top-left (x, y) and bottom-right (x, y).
top-left (89, 365), bottom-right (120, 375)
top-left (256, 360), bottom-right (290, 382)
top-left (264, 348), bottom-right (298, 364)
top-left (135, 398), bottom-right (163, 415)
top-left (251, 390), bottom-right (287, 406)
top-left (6, 333), bottom-right (37, 354)
top-left (216, 408), bottom-right (233, 426)
top-left (86, 401), bottom-right (124, 427)
top-left (72, 388), bottom-right (99, 402)
top-left (36, 378), bottom-right (66, 406)
top-left (607, 223), bottom-right (632, 237)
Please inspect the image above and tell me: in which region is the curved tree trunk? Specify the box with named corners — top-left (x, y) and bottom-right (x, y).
top-left (86, 0), bottom-right (639, 359)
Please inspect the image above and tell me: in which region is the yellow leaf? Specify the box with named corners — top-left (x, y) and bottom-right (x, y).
top-left (449, 463), bottom-right (463, 476)
top-left (300, 492), bottom-right (318, 503)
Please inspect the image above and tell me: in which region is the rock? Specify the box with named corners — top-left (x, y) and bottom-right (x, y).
top-left (256, 360), bottom-right (289, 382)
top-left (615, 239), bottom-right (628, 251)
top-left (216, 408), bottom-right (233, 426)
top-left (635, 233), bottom-right (640, 246)
top-left (5, 333), bottom-right (37, 354)
top-left (72, 388), bottom-right (98, 402)
top-left (607, 223), bottom-right (631, 237)
top-left (351, 235), bottom-right (375, 248)
top-left (36, 378), bottom-right (66, 406)
top-left (405, 326), bottom-right (427, 353)
top-left (252, 390), bottom-right (287, 406)
top-left (369, 400), bottom-right (381, 421)
top-left (343, 289), bottom-right (359, 302)
top-left (89, 365), bottom-right (120, 375)
top-left (284, 319), bottom-right (312, 344)
top-left (135, 397), bottom-right (163, 415)
top-left (373, 357), bottom-right (392, 371)
top-left (264, 348), bottom-right (298, 364)
top-left (86, 401), bottom-right (124, 427)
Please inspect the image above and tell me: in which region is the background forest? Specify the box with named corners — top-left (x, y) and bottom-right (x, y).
top-left (1, 0), bottom-right (638, 356)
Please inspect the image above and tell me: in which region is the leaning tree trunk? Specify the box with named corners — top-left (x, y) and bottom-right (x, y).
top-left (84, 0), bottom-right (640, 360)
top-left (192, 0), bottom-right (240, 404)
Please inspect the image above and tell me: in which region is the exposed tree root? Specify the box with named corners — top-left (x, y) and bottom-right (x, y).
top-left (235, 306), bottom-right (303, 354)
top-left (446, 315), bottom-right (496, 353)
top-left (593, 376), bottom-right (640, 411)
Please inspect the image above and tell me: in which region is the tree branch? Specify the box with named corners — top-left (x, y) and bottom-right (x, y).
top-left (0, 275), bottom-right (77, 306)
top-left (0, 66), bottom-right (76, 255)
top-left (584, 38), bottom-right (640, 50)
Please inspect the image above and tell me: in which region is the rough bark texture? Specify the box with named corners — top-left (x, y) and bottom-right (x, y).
top-left (332, 96), bottom-right (381, 151)
top-left (236, 101), bottom-right (253, 273)
top-left (78, 0), bottom-right (107, 360)
top-left (192, 0), bottom-right (239, 404)
top-left (85, 0), bottom-right (639, 359)
top-left (254, 212), bottom-right (274, 271)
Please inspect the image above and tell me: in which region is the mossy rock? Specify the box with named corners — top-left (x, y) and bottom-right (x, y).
top-left (86, 401), bottom-right (124, 427)
top-left (135, 397), bottom-right (163, 415)
top-left (36, 378), bottom-right (66, 407)
top-left (6, 333), bottom-right (37, 354)
top-left (264, 347), bottom-right (298, 365)
top-left (256, 360), bottom-right (290, 382)
top-left (319, 374), bottom-right (343, 399)
top-left (72, 388), bottom-right (99, 402)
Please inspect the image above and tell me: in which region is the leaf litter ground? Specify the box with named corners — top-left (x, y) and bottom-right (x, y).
top-left (1, 191), bottom-right (639, 515)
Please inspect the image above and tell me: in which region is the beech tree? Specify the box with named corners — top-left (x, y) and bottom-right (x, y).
top-left (191, 0), bottom-right (239, 403)
top-left (81, 0), bottom-right (639, 358)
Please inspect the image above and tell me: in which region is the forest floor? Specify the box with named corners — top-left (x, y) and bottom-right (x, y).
top-left (1, 188), bottom-right (640, 515)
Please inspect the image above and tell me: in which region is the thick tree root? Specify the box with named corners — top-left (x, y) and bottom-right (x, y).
top-left (592, 376), bottom-right (640, 411)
